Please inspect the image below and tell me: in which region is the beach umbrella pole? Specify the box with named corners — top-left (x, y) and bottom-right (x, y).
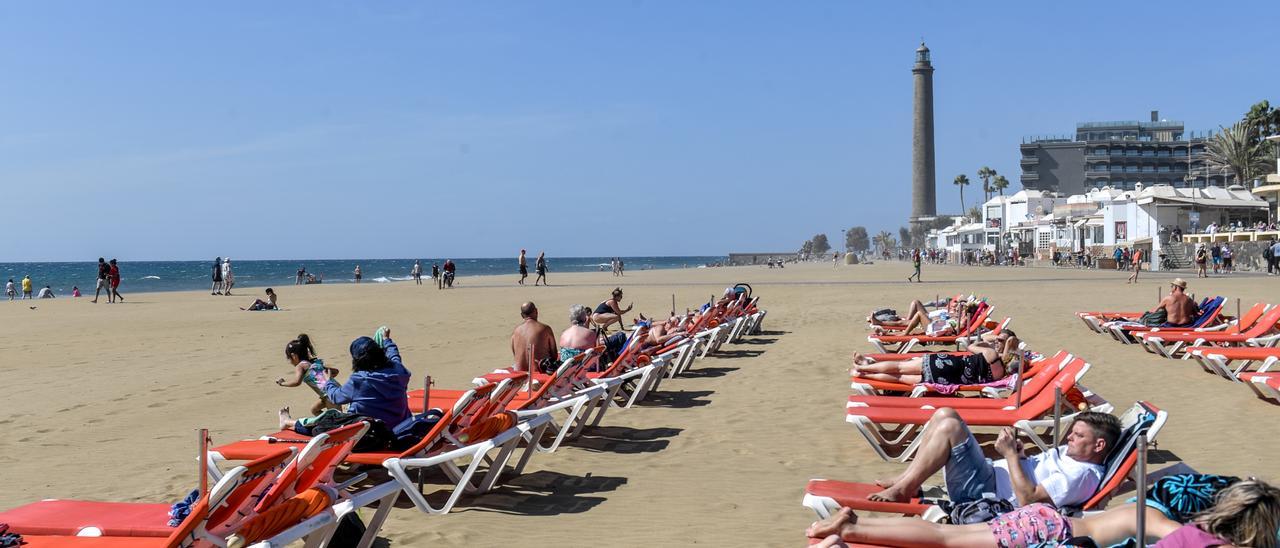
top-left (197, 428), bottom-right (209, 496)
top-left (1051, 388), bottom-right (1062, 445)
top-left (1136, 433), bottom-right (1148, 547)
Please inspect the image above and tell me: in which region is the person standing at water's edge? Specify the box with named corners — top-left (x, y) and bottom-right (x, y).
top-left (93, 257), bottom-right (110, 303)
top-left (432, 263), bottom-right (441, 290)
top-left (534, 251), bottom-right (548, 286)
top-left (353, 264), bottom-right (362, 284)
top-left (296, 265), bottom-right (306, 285)
top-left (109, 259), bottom-right (124, 303)
top-left (412, 260), bottom-right (422, 285)
top-left (518, 249), bottom-right (528, 285)
top-left (5, 278), bottom-right (15, 301)
top-left (222, 258), bottom-right (235, 295)
top-left (211, 257), bottom-right (223, 295)
top-left (21, 275), bottom-right (33, 299)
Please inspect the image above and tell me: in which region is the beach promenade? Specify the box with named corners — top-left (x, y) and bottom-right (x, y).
top-left (2, 262), bottom-right (1276, 545)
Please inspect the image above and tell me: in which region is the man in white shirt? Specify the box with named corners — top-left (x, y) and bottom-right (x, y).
top-left (869, 408), bottom-right (1120, 509)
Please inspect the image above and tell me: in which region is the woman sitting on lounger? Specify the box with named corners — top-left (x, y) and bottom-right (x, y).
top-left (560, 304), bottom-right (598, 363)
top-left (850, 330), bottom-right (1019, 386)
top-left (806, 477), bottom-right (1280, 548)
top-left (242, 288), bottom-right (278, 311)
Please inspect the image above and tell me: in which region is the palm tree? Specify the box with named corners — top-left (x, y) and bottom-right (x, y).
top-left (1204, 120), bottom-right (1274, 185)
top-left (875, 230), bottom-right (894, 253)
top-left (977, 166), bottom-right (997, 202)
top-left (992, 174), bottom-right (1010, 197)
top-left (953, 174), bottom-right (970, 216)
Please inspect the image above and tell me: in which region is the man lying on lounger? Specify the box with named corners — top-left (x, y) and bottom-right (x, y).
top-left (850, 330), bottom-right (1020, 386)
top-left (867, 408), bottom-right (1119, 509)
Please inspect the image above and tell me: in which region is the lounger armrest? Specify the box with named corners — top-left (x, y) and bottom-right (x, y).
top-left (1198, 324), bottom-right (1230, 332)
top-left (513, 394), bottom-right (591, 419)
top-left (1249, 333), bottom-right (1280, 346)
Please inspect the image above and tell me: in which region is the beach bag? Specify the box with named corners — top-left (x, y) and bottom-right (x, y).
top-left (872, 308), bottom-right (899, 322)
top-left (1138, 309), bottom-right (1167, 327)
top-left (390, 409), bottom-right (444, 451)
top-left (938, 497), bottom-right (1014, 524)
top-left (308, 411), bottom-right (396, 452)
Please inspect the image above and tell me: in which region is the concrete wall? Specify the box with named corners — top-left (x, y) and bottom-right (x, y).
top-left (1167, 241), bottom-right (1276, 272)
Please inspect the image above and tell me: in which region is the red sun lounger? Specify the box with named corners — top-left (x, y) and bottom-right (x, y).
top-left (1137, 306), bottom-right (1280, 358)
top-left (850, 351), bottom-right (1067, 397)
top-left (0, 449), bottom-right (292, 546)
top-left (846, 357), bottom-right (1103, 462)
top-left (1185, 345), bottom-right (1280, 381)
top-left (806, 402), bottom-right (1167, 519)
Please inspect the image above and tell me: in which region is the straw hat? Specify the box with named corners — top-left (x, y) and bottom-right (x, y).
top-left (1170, 278), bottom-right (1188, 289)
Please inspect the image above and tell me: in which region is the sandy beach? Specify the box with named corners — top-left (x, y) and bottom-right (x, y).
top-left (2, 262), bottom-right (1277, 546)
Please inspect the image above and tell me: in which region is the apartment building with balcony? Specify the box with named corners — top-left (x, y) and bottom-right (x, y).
top-left (1019, 112), bottom-right (1233, 196)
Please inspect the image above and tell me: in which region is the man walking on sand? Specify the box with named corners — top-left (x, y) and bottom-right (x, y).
top-left (518, 249), bottom-right (528, 285)
top-left (92, 257), bottom-right (110, 303)
top-left (906, 248), bottom-right (922, 283)
top-left (1125, 248), bottom-right (1143, 284)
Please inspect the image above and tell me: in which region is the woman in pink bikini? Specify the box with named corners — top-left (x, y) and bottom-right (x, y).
top-left (806, 478), bottom-right (1279, 548)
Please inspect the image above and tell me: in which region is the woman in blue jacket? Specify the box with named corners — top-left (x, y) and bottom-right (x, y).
top-left (279, 328), bottom-right (412, 433)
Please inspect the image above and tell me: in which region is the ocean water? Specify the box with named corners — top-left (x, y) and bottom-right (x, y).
top-left (0, 256), bottom-right (726, 295)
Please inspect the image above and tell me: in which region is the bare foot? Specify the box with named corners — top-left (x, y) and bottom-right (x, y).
top-left (874, 474), bottom-right (903, 488)
top-left (806, 507), bottom-right (856, 538)
top-left (868, 485), bottom-right (911, 503)
top-left (277, 407), bottom-right (294, 430)
top-left (814, 534), bottom-right (850, 548)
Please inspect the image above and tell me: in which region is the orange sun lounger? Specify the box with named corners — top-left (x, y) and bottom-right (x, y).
top-left (805, 402), bottom-right (1166, 519)
top-left (0, 449), bottom-right (292, 546)
top-left (846, 357), bottom-right (1104, 462)
top-left (1185, 345), bottom-right (1280, 381)
top-left (848, 352), bottom-right (1071, 408)
top-left (850, 351), bottom-right (1065, 397)
top-left (866, 310), bottom-right (1003, 354)
top-left (1137, 306), bottom-right (1280, 358)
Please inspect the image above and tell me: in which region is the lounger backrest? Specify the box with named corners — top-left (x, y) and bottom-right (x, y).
top-left (1191, 297), bottom-right (1225, 327)
top-left (395, 387), bottom-right (489, 458)
top-left (518, 347), bottom-right (596, 409)
top-left (963, 306), bottom-right (995, 336)
top-left (1072, 402), bottom-right (1165, 513)
top-left (1015, 358), bottom-right (1085, 416)
top-left (254, 421), bottom-right (368, 512)
top-left (1231, 303), bottom-right (1269, 334)
top-left (1243, 306), bottom-right (1280, 337)
top-left (174, 449), bottom-right (292, 545)
top-left (1010, 352), bottom-right (1072, 396)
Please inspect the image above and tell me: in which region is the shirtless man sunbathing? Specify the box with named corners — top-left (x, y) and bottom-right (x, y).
top-left (850, 330), bottom-right (1020, 386)
top-left (1150, 278), bottom-right (1198, 327)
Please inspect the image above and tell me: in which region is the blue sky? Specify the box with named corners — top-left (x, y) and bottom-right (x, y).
top-left (1, 1), bottom-right (1275, 261)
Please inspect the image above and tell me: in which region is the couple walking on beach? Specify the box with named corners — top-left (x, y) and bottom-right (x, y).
top-left (518, 249), bottom-right (548, 286)
top-left (211, 257), bottom-right (235, 295)
top-left (91, 257), bottom-right (124, 303)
